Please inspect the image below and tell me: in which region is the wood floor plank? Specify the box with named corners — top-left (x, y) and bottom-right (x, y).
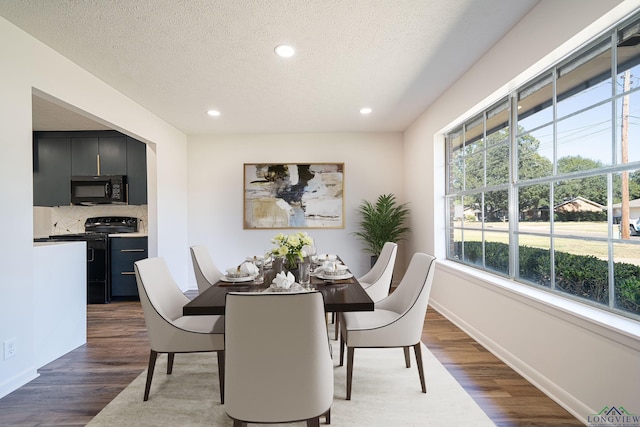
top-left (0, 300), bottom-right (580, 426)
top-left (422, 308), bottom-right (581, 426)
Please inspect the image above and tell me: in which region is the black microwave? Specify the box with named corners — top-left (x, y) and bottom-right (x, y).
top-left (71, 175), bottom-right (127, 205)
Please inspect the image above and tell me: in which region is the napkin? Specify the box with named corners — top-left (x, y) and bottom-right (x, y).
top-left (272, 271), bottom-right (295, 289)
top-left (240, 261), bottom-right (259, 276)
top-left (322, 260), bottom-right (337, 273)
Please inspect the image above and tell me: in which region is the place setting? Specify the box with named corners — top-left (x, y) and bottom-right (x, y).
top-left (265, 270), bottom-right (310, 293)
top-left (313, 254), bottom-right (355, 284)
top-left (218, 259), bottom-right (264, 286)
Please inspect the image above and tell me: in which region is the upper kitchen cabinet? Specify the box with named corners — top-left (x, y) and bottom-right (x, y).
top-left (33, 131), bottom-right (147, 206)
top-left (71, 132), bottom-right (127, 176)
top-left (126, 137), bottom-right (147, 205)
top-left (33, 133), bottom-right (71, 206)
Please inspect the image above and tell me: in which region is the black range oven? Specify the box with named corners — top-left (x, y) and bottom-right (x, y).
top-left (47, 216), bottom-right (138, 304)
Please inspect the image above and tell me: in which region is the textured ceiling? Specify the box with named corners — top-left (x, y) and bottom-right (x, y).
top-left (0, 0), bottom-right (538, 135)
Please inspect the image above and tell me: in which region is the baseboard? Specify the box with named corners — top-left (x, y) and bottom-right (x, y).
top-left (0, 366), bottom-right (38, 400)
top-left (429, 300), bottom-right (593, 425)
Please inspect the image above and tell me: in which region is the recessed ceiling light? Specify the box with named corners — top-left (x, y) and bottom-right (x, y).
top-left (274, 44), bottom-right (295, 58)
top-left (360, 107), bottom-right (372, 115)
top-left (207, 110), bottom-right (221, 117)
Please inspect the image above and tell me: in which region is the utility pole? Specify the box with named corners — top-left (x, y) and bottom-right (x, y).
top-left (622, 70), bottom-right (631, 239)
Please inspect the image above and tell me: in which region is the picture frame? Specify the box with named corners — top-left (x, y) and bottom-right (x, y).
top-left (243, 163), bottom-right (344, 229)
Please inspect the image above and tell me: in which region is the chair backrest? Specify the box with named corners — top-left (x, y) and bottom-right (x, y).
top-left (224, 292), bottom-right (333, 424)
top-left (376, 252), bottom-right (436, 343)
top-left (135, 257), bottom-right (192, 347)
top-left (190, 245), bottom-right (223, 294)
top-left (358, 242), bottom-right (398, 301)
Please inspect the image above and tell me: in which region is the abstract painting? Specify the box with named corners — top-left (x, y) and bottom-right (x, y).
top-left (244, 163), bottom-right (344, 229)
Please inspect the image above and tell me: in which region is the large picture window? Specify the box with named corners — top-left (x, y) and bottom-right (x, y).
top-left (445, 14), bottom-right (640, 320)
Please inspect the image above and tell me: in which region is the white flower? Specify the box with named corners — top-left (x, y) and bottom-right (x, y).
top-left (271, 232), bottom-right (315, 267)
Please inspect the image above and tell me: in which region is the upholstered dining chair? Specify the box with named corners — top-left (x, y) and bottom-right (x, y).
top-left (358, 242), bottom-right (398, 302)
top-left (339, 252), bottom-right (436, 400)
top-left (333, 242), bottom-right (398, 339)
top-left (134, 257), bottom-right (225, 402)
top-left (224, 292), bottom-right (333, 427)
top-left (190, 245), bottom-right (224, 294)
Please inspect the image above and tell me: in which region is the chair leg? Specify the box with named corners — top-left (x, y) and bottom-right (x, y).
top-left (218, 350), bottom-right (225, 404)
top-left (346, 347), bottom-right (355, 400)
top-left (334, 313), bottom-right (339, 340)
top-left (339, 333), bottom-right (345, 366)
top-left (307, 416), bottom-right (321, 427)
top-left (167, 352), bottom-right (175, 374)
top-left (325, 408), bottom-right (331, 424)
top-left (233, 420), bottom-right (247, 427)
top-left (143, 350), bottom-right (158, 401)
top-left (413, 343), bottom-right (427, 393)
top-left (403, 346), bottom-right (411, 368)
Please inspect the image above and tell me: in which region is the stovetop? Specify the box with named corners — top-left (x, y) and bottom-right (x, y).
top-left (47, 216), bottom-right (139, 240)
top-left (84, 216), bottom-right (138, 233)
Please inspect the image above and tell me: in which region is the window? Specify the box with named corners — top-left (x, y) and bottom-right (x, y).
top-left (445, 14), bottom-right (640, 321)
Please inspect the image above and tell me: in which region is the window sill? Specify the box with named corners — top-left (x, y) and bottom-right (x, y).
top-left (437, 260), bottom-right (640, 351)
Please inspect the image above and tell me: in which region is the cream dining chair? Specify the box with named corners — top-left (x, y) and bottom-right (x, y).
top-left (339, 252), bottom-right (436, 400)
top-left (134, 257), bottom-right (225, 402)
top-left (224, 292), bottom-right (333, 427)
top-left (190, 245), bottom-right (224, 294)
top-left (333, 242), bottom-right (397, 339)
top-left (358, 242), bottom-right (398, 302)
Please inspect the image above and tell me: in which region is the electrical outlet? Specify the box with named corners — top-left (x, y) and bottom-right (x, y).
top-left (4, 338), bottom-right (16, 360)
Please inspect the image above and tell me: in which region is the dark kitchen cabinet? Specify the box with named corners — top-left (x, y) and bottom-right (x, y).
top-left (33, 133), bottom-right (71, 206)
top-left (110, 236), bottom-right (147, 299)
top-left (126, 137), bottom-right (147, 205)
top-left (33, 130), bottom-right (147, 206)
top-left (71, 133), bottom-right (126, 176)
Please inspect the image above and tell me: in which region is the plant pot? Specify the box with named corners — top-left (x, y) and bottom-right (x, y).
top-left (370, 255), bottom-right (378, 268)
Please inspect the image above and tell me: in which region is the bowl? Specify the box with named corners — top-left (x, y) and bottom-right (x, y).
top-left (226, 268), bottom-right (249, 278)
top-left (324, 265), bottom-right (348, 276)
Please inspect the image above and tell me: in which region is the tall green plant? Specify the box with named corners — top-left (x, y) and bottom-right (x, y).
top-left (353, 194), bottom-right (410, 256)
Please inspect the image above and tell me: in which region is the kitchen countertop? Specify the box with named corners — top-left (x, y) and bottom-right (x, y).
top-left (108, 232), bottom-right (147, 238)
top-left (34, 240), bottom-right (85, 247)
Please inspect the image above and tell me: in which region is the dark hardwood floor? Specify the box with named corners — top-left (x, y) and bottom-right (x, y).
top-left (0, 300), bottom-right (580, 426)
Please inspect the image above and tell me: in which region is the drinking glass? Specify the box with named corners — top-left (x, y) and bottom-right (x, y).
top-left (310, 253), bottom-right (319, 270)
top-left (254, 256), bottom-right (264, 284)
top-left (299, 261), bottom-right (311, 288)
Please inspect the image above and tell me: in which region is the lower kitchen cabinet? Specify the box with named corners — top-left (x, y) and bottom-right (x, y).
top-left (110, 236), bottom-right (147, 299)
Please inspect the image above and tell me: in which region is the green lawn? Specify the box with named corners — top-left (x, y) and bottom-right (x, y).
top-left (455, 221), bottom-right (640, 265)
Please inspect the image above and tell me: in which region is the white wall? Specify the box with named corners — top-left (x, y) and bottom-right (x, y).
top-left (0, 17), bottom-right (189, 398)
top-left (186, 133), bottom-right (404, 289)
top-left (404, 0), bottom-right (640, 423)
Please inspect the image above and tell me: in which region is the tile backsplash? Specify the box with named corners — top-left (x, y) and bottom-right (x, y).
top-left (34, 205), bottom-right (148, 237)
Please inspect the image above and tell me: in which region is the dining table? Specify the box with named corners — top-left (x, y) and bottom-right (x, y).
top-left (183, 262), bottom-right (374, 316)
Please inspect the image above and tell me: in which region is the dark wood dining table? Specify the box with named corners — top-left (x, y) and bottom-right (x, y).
top-left (183, 266), bottom-right (374, 316)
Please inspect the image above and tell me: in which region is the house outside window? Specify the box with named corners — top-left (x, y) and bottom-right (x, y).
top-left (445, 13), bottom-right (640, 321)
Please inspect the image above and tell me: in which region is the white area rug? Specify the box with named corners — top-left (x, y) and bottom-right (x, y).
top-left (88, 341), bottom-right (495, 426)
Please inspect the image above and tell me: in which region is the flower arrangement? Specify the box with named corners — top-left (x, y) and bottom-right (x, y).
top-left (271, 232), bottom-right (314, 269)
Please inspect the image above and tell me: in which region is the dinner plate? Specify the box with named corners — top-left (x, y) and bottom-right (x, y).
top-left (220, 275), bottom-right (255, 283)
top-left (317, 272), bottom-right (353, 281)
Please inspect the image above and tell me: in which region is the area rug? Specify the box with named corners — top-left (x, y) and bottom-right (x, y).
top-left (87, 341), bottom-right (495, 426)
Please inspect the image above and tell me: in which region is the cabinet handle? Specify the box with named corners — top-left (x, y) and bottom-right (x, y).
top-left (97, 153), bottom-right (100, 176)
top-left (120, 249), bottom-right (145, 252)
top-left (121, 272), bottom-right (135, 275)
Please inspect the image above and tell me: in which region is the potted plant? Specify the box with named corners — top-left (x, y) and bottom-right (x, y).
top-left (353, 194), bottom-right (410, 265)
